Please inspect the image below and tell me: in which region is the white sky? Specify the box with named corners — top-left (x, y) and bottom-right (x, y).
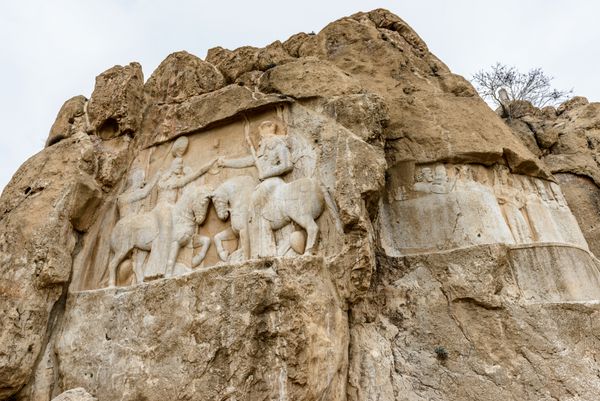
top-left (1, 0), bottom-right (598, 192)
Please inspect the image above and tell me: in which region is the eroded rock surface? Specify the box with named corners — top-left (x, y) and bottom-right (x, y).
top-left (500, 97), bottom-right (600, 257)
top-left (58, 257), bottom-right (347, 401)
top-left (87, 62), bottom-right (144, 140)
top-left (46, 96), bottom-right (88, 147)
top-left (51, 388), bottom-right (96, 401)
top-left (3, 8), bottom-right (600, 401)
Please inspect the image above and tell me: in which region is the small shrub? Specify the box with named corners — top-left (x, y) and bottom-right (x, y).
top-left (434, 346), bottom-right (448, 360)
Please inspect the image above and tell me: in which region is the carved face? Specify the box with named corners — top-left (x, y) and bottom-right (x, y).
top-left (213, 196), bottom-right (229, 220)
top-left (433, 165), bottom-right (446, 183)
top-left (169, 158), bottom-right (184, 175)
top-left (498, 168), bottom-right (509, 185)
top-left (258, 121), bottom-right (277, 137)
top-left (420, 168), bottom-right (433, 182)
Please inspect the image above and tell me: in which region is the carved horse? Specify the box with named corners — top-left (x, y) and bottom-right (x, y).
top-left (258, 177), bottom-right (325, 254)
top-left (212, 175), bottom-right (257, 261)
top-left (212, 175), bottom-right (325, 260)
top-left (107, 185), bottom-right (212, 287)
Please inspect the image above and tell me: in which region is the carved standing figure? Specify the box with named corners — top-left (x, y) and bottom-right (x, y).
top-left (494, 167), bottom-right (533, 244)
top-left (218, 120), bottom-right (325, 257)
top-left (143, 136), bottom-right (217, 280)
top-left (431, 164), bottom-right (452, 194)
top-left (414, 167), bottom-right (434, 193)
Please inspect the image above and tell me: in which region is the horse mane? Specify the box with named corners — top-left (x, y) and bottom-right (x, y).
top-left (176, 184), bottom-right (212, 209)
top-left (214, 175), bottom-right (256, 201)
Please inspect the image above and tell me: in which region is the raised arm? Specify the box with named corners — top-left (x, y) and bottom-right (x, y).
top-left (119, 172), bottom-right (161, 204)
top-left (218, 155), bottom-right (255, 169)
top-left (217, 131), bottom-right (259, 169)
top-left (173, 158), bottom-right (217, 188)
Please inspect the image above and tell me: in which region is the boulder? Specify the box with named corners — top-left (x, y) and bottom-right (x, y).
top-left (87, 62), bottom-right (144, 140)
top-left (52, 388), bottom-right (96, 401)
top-left (144, 51), bottom-right (226, 103)
top-left (46, 96), bottom-right (88, 147)
top-left (258, 57), bottom-right (363, 99)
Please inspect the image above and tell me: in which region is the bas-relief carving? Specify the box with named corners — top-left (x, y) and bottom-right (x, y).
top-left (100, 112), bottom-right (329, 288)
top-left (108, 135), bottom-right (215, 286)
top-left (380, 163), bottom-right (589, 255)
top-left (494, 167), bottom-right (533, 244)
top-left (218, 121), bottom-right (325, 258)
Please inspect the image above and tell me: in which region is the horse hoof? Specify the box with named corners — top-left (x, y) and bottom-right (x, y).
top-left (304, 247), bottom-right (315, 255)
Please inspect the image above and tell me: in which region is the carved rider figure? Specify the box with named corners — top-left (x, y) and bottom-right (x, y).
top-left (219, 120), bottom-right (294, 257)
top-left (144, 136), bottom-right (216, 280)
top-left (117, 169), bottom-right (158, 217)
top-left (114, 168), bottom-right (160, 284)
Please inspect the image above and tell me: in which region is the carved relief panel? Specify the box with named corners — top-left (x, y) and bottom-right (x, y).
top-left (73, 107), bottom-right (342, 289)
top-left (379, 162), bottom-right (589, 256)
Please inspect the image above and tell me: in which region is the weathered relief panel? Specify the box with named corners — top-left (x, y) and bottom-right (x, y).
top-left (508, 244), bottom-right (600, 303)
top-left (71, 106), bottom-right (343, 290)
top-left (379, 162), bottom-right (589, 255)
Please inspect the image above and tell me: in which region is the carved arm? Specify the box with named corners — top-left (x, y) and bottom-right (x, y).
top-left (218, 155), bottom-right (255, 169)
top-left (173, 158), bottom-right (217, 187)
top-left (119, 171), bottom-right (161, 204)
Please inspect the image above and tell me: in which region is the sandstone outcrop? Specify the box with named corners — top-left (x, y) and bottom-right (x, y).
top-left (51, 388), bottom-right (96, 401)
top-left (0, 133), bottom-right (128, 399)
top-left (500, 97), bottom-right (600, 257)
top-left (87, 62), bottom-right (144, 140)
top-left (2, 8), bottom-right (600, 401)
top-left (46, 96), bottom-right (88, 147)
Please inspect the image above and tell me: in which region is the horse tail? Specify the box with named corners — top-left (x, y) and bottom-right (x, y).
top-left (318, 181), bottom-right (344, 234)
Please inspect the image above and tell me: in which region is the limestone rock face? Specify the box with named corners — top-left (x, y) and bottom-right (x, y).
top-left (46, 96), bottom-right (88, 147)
top-left (58, 258), bottom-right (347, 401)
top-left (258, 57), bottom-right (363, 99)
top-left (2, 8), bottom-right (600, 401)
top-left (140, 84), bottom-right (292, 147)
top-left (0, 133), bottom-right (129, 399)
top-left (51, 388), bottom-right (96, 401)
top-left (87, 62), bottom-right (144, 140)
top-left (349, 246), bottom-right (600, 400)
top-left (500, 97), bottom-right (600, 256)
top-left (144, 51), bottom-right (226, 103)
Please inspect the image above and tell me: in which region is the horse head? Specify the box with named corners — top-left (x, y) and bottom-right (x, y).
top-left (212, 185), bottom-right (230, 221)
top-left (190, 185), bottom-right (213, 225)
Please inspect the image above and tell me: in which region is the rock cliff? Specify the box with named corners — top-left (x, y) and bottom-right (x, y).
top-left (500, 97), bottom-right (600, 259)
top-left (2, 8), bottom-right (600, 401)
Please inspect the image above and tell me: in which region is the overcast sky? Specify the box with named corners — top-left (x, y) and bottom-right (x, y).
top-left (1, 0), bottom-right (598, 192)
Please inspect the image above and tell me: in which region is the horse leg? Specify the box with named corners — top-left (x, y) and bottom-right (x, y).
top-left (192, 236), bottom-right (211, 267)
top-left (165, 241), bottom-right (181, 278)
top-left (289, 214), bottom-right (319, 254)
top-left (215, 227), bottom-right (236, 261)
top-left (239, 226), bottom-right (250, 261)
top-left (108, 247), bottom-right (129, 287)
top-left (132, 249), bottom-right (147, 284)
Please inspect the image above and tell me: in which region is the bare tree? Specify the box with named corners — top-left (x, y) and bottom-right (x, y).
top-left (472, 63), bottom-right (572, 108)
